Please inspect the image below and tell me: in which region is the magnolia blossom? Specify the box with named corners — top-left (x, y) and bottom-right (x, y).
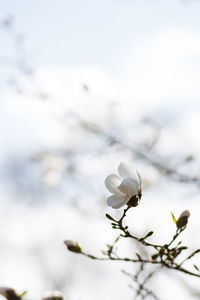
top-left (105, 162), bottom-right (142, 209)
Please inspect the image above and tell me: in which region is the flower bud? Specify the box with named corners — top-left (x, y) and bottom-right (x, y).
top-left (176, 210), bottom-right (190, 229)
top-left (0, 287), bottom-right (20, 300)
top-left (151, 254), bottom-right (158, 261)
top-left (64, 240), bottom-right (82, 253)
top-left (42, 290), bottom-right (64, 300)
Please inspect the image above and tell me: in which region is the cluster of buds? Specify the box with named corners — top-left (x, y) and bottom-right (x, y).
top-left (151, 244), bottom-right (188, 264)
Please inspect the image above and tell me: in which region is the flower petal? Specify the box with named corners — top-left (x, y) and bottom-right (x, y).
top-left (106, 194), bottom-right (126, 208)
top-left (105, 174), bottom-right (121, 194)
top-left (136, 170), bottom-right (142, 186)
top-left (119, 178), bottom-right (139, 197)
top-left (117, 183), bottom-right (129, 194)
top-left (112, 198), bottom-right (129, 209)
top-left (118, 162), bottom-right (135, 179)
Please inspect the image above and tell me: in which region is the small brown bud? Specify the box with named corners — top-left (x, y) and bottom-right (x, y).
top-left (151, 254), bottom-right (158, 260)
top-left (0, 287), bottom-right (20, 300)
top-left (176, 210), bottom-right (190, 229)
top-left (64, 240), bottom-right (82, 253)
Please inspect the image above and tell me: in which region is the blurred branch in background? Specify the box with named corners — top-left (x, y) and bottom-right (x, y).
top-left (0, 15), bottom-right (32, 87)
top-left (75, 115), bottom-right (200, 186)
top-left (0, 15), bottom-right (50, 99)
top-left (1, 13), bottom-right (200, 205)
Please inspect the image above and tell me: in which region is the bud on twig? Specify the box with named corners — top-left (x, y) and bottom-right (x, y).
top-left (42, 290), bottom-right (64, 300)
top-left (151, 254), bottom-right (159, 261)
top-left (0, 287), bottom-right (21, 300)
top-left (140, 231), bottom-right (154, 241)
top-left (176, 210), bottom-right (190, 229)
top-left (105, 214), bottom-right (115, 221)
top-left (64, 240), bottom-right (82, 253)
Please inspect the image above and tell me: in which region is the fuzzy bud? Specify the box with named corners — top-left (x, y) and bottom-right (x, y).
top-left (0, 287), bottom-right (21, 300)
top-left (176, 210), bottom-right (190, 229)
top-left (64, 240), bottom-right (82, 253)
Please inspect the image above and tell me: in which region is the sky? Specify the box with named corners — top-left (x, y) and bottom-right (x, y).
top-left (1, 0), bottom-right (200, 113)
top-left (1, 1), bottom-right (200, 300)
top-left (1, 0), bottom-right (200, 71)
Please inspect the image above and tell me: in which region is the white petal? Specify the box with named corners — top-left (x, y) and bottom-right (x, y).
top-left (105, 174), bottom-right (121, 194)
top-left (112, 198), bottom-right (129, 209)
top-left (106, 194), bottom-right (126, 208)
top-left (117, 183), bottom-right (129, 194)
top-left (119, 178), bottom-right (139, 197)
top-left (118, 162), bottom-right (135, 179)
top-left (136, 170), bottom-right (142, 186)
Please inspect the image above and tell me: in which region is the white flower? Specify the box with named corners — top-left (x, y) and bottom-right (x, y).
top-left (105, 162), bottom-right (142, 209)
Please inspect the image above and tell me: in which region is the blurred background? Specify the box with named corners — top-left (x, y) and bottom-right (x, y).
top-left (1, 0), bottom-right (200, 299)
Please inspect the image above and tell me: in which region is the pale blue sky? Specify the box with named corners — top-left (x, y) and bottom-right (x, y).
top-left (1, 0), bottom-right (200, 75)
